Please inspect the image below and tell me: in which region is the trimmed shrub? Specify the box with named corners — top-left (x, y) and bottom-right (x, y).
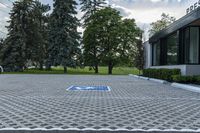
top-left (143, 68), bottom-right (181, 81)
top-left (172, 75), bottom-right (196, 84)
top-left (195, 76), bottom-right (200, 85)
top-left (172, 75), bottom-right (200, 85)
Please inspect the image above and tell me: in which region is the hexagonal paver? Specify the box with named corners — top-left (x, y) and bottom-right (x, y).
top-left (0, 75), bottom-right (200, 133)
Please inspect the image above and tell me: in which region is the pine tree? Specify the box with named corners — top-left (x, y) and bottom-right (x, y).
top-left (48, 0), bottom-right (81, 73)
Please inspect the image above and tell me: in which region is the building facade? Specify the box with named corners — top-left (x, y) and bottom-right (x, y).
top-left (145, 7), bottom-right (200, 75)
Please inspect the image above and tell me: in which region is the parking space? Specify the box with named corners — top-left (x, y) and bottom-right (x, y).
top-left (0, 75), bottom-right (200, 133)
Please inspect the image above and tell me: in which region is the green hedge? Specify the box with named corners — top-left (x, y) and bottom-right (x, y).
top-left (143, 68), bottom-right (181, 81)
top-left (172, 75), bottom-right (200, 84)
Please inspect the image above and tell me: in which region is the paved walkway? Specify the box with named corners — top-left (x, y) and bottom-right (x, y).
top-left (0, 75), bottom-right (200, 133)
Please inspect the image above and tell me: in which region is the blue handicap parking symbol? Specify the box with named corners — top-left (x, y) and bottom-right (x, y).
top-left (67, 86), bottom-right (111, 91)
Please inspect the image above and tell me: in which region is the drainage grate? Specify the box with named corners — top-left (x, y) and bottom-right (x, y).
top-left (67, 86), bottom-right (111, 91)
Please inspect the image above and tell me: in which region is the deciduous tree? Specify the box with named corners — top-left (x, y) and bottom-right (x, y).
top-left (149, 13), bottom-right (176, 36)
top-left (81, 0), bottom-right (106, 73)
top-left (118, 19), bottom-right (141, 66)
top-left (133, 33), bottom-right (144, 74)
top-left (86, 7), bottom-right (122, 74)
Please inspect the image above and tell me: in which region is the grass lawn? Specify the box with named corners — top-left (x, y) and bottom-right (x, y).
top-left (2, 66), bottom-right (141, 75)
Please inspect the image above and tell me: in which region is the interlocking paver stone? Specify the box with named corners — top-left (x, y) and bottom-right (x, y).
top-left (0, 75), bottom-right (200, 133)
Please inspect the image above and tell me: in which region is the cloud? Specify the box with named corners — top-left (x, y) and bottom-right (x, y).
top-left (108, 0), bottom-right (193, 40)
top-left (1, 0), bottom-right (198, 39)
top-left (111, 4), bottom-right (132, 17)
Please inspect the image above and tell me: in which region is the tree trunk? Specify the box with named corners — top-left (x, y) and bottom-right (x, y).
top-left (39, 62), bottom-right (43, 70)
top-left (64, 66), bottom-right (67, 74)
top-left (46, 65), bottom-right (51, 71)
top-left (95, 64), bottom-right (99, 74)
top-left (108, 61), bottom-right (113, 75)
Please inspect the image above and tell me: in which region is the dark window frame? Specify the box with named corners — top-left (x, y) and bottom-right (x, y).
top-left (151, 26), bottom-right (200, 66)
top-left (152, 41), bottom-right (160, 66)
top-left (182, 26), bottom-right (200, 65)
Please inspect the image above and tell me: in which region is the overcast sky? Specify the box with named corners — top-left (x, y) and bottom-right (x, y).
top-left (0, 0), bottom-right (198, 39)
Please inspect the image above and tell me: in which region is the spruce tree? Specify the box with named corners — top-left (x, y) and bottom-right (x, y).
top-left (0, 0), bottom-right (50, 72)
top-left (80, 0), bottom-right (106, 26)
top-left (0, 0), bottom-right (34, 72)
top-left (30, 0), bottom-right (50, 70)
top-left (48, 0), bottom-right (81, 73)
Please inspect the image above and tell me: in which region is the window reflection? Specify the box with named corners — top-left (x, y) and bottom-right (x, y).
top-left (166, 32), bottom-right (178, 65)
top-left (153, 42), bottom-right (160, 66)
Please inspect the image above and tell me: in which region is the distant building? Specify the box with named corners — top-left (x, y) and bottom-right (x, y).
top-left (144, 7), bottom-right (200, 76)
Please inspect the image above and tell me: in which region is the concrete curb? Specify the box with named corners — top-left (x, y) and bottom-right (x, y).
top-left (149, 78), bottom-right (168, 84)
top-left (129, 74), bottom-right (148, 80)
top-left (128, 74), bottom-right (140, 78)
top-left (129, 74), bottom-right (200, 93)
top-left (129, 74), bottom-right (169, 84)
top-left (171, 83), bottom-right (200, 93)
top-left (139, 76), bottom-right (149, 80)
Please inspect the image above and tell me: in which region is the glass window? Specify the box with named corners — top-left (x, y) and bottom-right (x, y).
top-left (153, 42), bottom-right (160, 66)
top-left (184, 28), bottom-right (190, 63)
top-left (185, 27), bottom-right (199, 64)
top-left (166, 32), bottom-right (178, 65)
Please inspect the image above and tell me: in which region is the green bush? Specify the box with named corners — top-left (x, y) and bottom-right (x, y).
top-left (195, 76), bottom-right (200, 84)
top-left (172, 75), bottom-right (196, 84)
top-left (172, 75), bottom-right (200, 84)
top-left (143, 68), bottom-right (181, 81)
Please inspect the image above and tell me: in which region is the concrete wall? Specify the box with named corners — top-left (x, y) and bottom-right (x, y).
top-left (150, 65), bottom-right (200, 76)
top-left (185, 65), bottom-right (200, 76)
top-left (143, 41), bottom-right (152, 69)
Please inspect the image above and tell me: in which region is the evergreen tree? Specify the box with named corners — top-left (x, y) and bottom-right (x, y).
top-left (30, 0), bottom-right (50, 70)
top-left (0, 0), bottom-right (50, 72)
top-left (48, 0), bottom-right (81, 73)
top-left (0, 0), bottom-right (34, 72)
top-left (80, 0), bottom-right (106, 26)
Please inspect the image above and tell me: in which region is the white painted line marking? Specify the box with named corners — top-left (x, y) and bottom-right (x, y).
top-left (0, 128), bottom-right (200, 132)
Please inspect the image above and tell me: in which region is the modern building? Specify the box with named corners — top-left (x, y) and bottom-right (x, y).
top-left (144, 7), bottom-right (200, 76)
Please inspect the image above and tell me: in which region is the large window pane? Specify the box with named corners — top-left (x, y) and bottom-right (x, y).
top-left (153, 42), bottom-right (160, 66)
top-left (184, 28), bottom-right (190, 63)
top-left (185, 27), bottom-right (199, 64)
top-left (166, 32), bottom-right (178, 65)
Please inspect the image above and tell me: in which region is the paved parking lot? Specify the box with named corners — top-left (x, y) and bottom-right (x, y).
top-left (0, 75), bottom-right (200, 133)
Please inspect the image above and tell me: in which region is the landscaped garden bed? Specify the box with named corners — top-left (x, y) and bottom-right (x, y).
top-left (143, 68), bottom-right (200, 85)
